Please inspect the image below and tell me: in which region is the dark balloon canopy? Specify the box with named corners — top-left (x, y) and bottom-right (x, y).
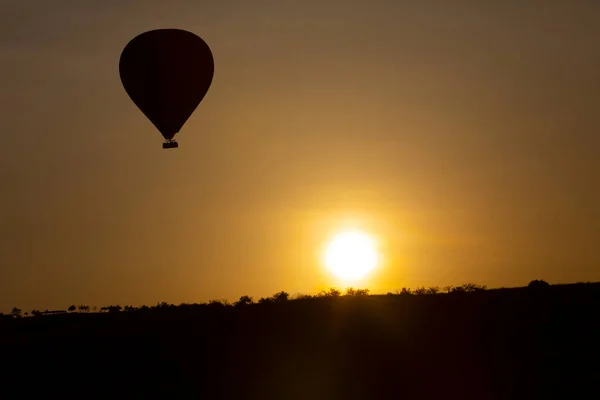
top-left (119, 29), bottom-right (214, 148)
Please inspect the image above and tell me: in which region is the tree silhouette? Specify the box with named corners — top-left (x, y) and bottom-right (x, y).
top-left (528, 280), bottom-right (550, 296)
top-left (272, 291), bottom-right (290, 302)
top-left (10, 307), bottom-right (22, 318)
top-left (258, 297), bottom-right (273, 304)
top-left (68, 305), bottom-right (76, 312)
top-left (234, 295), bottom-right (254, 307)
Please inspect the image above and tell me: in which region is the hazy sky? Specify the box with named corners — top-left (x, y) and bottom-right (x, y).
top-left (1, 1), bottom-right (599, 312)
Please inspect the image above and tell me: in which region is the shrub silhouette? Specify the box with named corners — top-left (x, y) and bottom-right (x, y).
top-left (462, 283), bottom-right (487, 292)
top-left (100, 305), bottom-right (122, 313)
top-left (529, 280), bottom-right (550, 289)
top-left (451, 286), bottom-right (466, 294)
top-left (426, 286), bottom-right (441, 295)
top-left (292, 293), bottom-right (313, 300)
top-left (318, 288), bottom-right (341, 298)
top-left (345, 288), bottom-right (370, 296)
top-left (156, 302), bottom-right (172, 309)
top-left (413, 287), bottom-right (427, 296)
top-left (208, 299), bottom-right (229, 308)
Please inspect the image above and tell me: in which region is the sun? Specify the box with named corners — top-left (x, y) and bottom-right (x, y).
top-left (323, 230), bottom-right (380, 281)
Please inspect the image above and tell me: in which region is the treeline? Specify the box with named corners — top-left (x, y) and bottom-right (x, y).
top-left (2, 280), bottom-right (555, 319)
top-left (2, 279), bottom-right (599, 398)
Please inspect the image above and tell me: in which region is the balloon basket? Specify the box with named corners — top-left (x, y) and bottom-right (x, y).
top-left (163, 140), bottom-right (178, 149)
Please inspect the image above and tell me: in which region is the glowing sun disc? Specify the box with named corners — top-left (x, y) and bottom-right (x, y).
top-left (323, 230), bottom-right (379, 281)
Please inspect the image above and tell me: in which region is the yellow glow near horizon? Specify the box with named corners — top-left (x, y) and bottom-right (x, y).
top-left (323, 230), bottom-right (380, 281)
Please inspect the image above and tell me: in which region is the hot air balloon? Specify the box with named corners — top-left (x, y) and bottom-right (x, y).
top-left (119, 29), bottom-right (214, 149)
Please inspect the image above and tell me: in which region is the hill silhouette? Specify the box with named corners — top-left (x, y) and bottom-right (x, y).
top-left (2, 281), bottom-right (599, 399)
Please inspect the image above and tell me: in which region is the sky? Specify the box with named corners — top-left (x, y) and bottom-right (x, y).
top-left (1, 0), bottom-right (599, 312)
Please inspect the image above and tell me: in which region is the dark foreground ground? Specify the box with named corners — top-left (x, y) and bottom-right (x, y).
top-left (2, 283), bottom-right (599, 399)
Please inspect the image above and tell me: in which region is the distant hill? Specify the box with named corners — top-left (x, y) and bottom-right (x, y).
top-left (2, 282), bottom-right (599, 399)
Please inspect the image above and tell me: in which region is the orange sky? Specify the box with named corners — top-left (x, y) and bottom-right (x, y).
top-left (1, 1), bottom-right (599, 312)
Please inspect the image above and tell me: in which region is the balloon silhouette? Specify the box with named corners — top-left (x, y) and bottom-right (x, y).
top-left (119, 29), bottom-right (214, 149)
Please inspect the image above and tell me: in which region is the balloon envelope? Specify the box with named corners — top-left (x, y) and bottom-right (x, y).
top-left (119, 29), bottom-right (214, 141)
